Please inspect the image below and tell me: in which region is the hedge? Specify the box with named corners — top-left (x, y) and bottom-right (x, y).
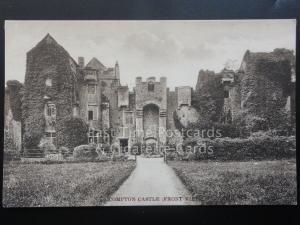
top-left (182, 135), bottom-right (296, 161)
top-left (73, 144), bottom-right (98, 160)
top-left (39, 140), bottom-right (57, 154)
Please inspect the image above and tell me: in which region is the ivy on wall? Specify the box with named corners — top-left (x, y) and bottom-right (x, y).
top-left (22, 35), bottom-right (77, 149)
top-left (6, 80), bottom-right (23, 122)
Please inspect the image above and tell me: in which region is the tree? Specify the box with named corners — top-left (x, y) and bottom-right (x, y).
top-left (56, 117), bottom-right (88, 151)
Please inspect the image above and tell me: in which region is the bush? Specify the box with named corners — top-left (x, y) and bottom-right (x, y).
top-left (112, 155), bottom-right (128, 162)
top-left (39, 139), bottom-right (57, 154)
top-left (23, 130), bottom-right (43, 149)
top-left (212, 123), bottom-right (240, 138)
top-left (73, 144), bottom-right (98, 160)
top-left (57, 117), bottom-right (88, 150)
top-left (184, 136), bottom-right (296, 161)
top-left (166, 151), bottom-right (178, 161)
top-left (4, 150), bottom-right (20, 162)
top-left (130, 142), bottom-right (143, 155)
top-left (185, 120), bottom-right (240, 139)
top-left (181, 152), bottom-right (197, 161)
top-left (245, 115), bottom-right (268, 133)
top-left (96, 154), bottom-right (110, 162)
top-left (94, 144), bottom-right (110, 162)
top-left (59, 146), bottom-right (71, 158)
top-left (98, 143), bottom-right (111, 154)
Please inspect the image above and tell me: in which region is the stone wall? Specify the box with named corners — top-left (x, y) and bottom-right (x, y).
top-left (118, 86), bottom-right (129, 108)
top-left (79, 68), bottom-right (102, 130)
top-left (135, 77), bottom-right (167, 109)
top-left (177, 86), bottom-right (192, 106)
top-left (167, 90), bottom-right (177, 130)
top-left (175, 105), bottom-right (199, 128)
top-left (193, 70), bottom-right (224, 122)
top-left (22, 34), bottom-right (78, 149)
top-left (135, 77), bottom-right (167, 144)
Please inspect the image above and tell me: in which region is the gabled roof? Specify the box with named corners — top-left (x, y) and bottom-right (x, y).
top-left (28, 33), bottom-right (78, 66)
top-left (29, 33), bottom-right (61, 53)
top-left (85, 57), bottom-right (106, 71)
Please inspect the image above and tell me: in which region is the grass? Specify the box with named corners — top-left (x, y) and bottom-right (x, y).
top-left (169, 159), bottom-right (297, 205)
top-left (3, 161), bottom-right (136, 207)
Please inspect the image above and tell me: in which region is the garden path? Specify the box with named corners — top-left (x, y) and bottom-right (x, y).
top-left (105, 156), bottom-right (197, 206)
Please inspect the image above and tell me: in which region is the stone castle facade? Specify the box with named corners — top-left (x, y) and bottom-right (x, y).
top-left (4, 34), bottom-right (295, 153)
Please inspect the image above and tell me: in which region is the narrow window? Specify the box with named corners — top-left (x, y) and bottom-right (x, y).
top-left (224, 90), bottom-right (229, 98)
top-left (88, 105), bottom-right (98, 121)
top-left (46, 104), bottom-right (56, 117)
top-left (88, 129), bottom-right (100, 144)
top-left (88, 110), bottom-right (94, 120)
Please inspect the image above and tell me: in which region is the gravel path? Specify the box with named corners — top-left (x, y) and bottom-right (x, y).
top-left (105, 157), bottom-right (197, 206)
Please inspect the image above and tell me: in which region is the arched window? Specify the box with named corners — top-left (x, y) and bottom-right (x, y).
top-left (46, 103), bottom-right (56, 117)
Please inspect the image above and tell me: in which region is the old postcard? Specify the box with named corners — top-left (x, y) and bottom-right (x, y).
top-left (3, 20), bottom-right (296, 206)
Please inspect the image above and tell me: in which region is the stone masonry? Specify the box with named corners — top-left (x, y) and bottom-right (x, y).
top-left (5, 34), bottom-right (296, 153)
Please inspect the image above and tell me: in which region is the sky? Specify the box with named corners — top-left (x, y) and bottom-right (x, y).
top-left (5, 20), bottom-right (296, 90)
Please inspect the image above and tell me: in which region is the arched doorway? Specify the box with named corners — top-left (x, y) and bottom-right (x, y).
top-left (143, 104), bottom-right (159, 153)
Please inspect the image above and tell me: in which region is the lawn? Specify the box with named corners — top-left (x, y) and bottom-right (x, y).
top-left (3, 161), bottom-right (136, 207)
top-left (169, 159), bottom-right (297, 205)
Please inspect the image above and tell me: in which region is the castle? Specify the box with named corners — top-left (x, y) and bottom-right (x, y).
top-left (4, 34), bottom-right (295, 154)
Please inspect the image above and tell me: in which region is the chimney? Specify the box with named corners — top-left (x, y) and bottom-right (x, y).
top-left (78, 57), bottom-right (85, 69)
top-left (136, 77), bottom-right (142, 85)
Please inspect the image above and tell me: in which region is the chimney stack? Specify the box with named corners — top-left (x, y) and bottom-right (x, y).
top-left (78, 57), bottom-right (85, 69)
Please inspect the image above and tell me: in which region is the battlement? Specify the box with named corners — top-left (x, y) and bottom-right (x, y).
top-left (135, 76), bottom-right (167, 85)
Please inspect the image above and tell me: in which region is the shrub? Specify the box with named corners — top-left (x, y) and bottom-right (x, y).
top-left (212, 122), bottom-right (240, 138)
top-left (57, 117), bottom-right (88, 150)
top-left (166, 151), bottom-right (178, 161)
top-left (96, 154), bottom-right (110, 162)
top-left (94, 144), bottom-right (110, 162)
top-left (184, 136), bottom-right (296, 161)
top-left (185, 120), bottom-right (240, 139)
top-left (130, 142), bottom-right (143, 155)
top-left (73, 144), bottom-right (98, 160)
top-left (59, 146), bottom-right (71, 158)
top-left (23, 130), bottom-right (43, 150)
top-left (39, 139), bottom-right (57, 154)
top-left (98, 143), bottom-right (111, 154)
top-left (4, 150), bottom-right (20, 162)
top-left (112, 155), bottom-right (128, 162)
top-left (245, 115), bottom-right (268, 133)
top-left (111, 143), bottom-right (120, 154)
top-left (181, 152), bottom-right (197, 161)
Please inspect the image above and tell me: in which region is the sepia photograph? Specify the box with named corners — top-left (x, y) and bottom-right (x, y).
top-left (3, 20), bottom-right (296, 207)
